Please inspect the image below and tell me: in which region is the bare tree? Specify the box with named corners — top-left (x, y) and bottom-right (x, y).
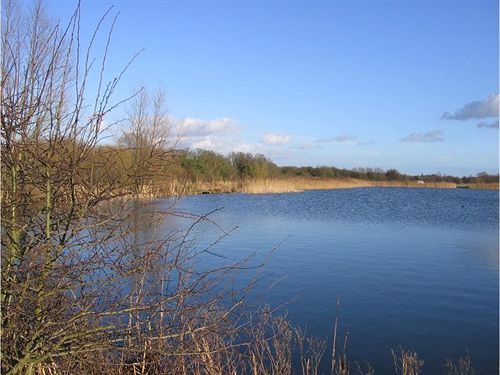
top-left (0, 0), bottom-right (145, 372)
top-left (118, 87), bottom-right (179, 197)
top-left (0, 3), bottom-right (292, 373)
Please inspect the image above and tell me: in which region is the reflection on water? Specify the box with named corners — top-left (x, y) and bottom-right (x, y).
top-left (138, 188), bottom-right (498, 373)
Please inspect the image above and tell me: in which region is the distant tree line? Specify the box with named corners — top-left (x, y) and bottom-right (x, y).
top-left (174, 149), bottom-right (498, 184)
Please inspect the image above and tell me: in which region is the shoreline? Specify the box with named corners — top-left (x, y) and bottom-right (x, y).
top-left (136, 177), bottom-right (499, 199)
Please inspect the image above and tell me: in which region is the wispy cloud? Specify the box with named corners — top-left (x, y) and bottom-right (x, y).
top-left (296, 142), bottom-right (319, 150)
top-left (314, 137), bottom-right (335, 144)
top-left (314, 134), bottom-right (358, 144)
top-left (333, 134), bottom-right (357, 143)
top-left (181, 117), bottom-right (239, 137)
top-left (262, 133), bottom-right (292, 145)
top-left (178, 119), bottom-right (296, 162)
top-left (356, 140), bottom-right (374, 146)
top-left (477, 120), bottom-right (499, 129)
top-left (178, 117), bottom-right (247, 153)
top-left (441, 94), bottom-right (499, 121)
top-left (401, 130), bottom-right (444, 143)
top-left (296, 134), bottom-right (372, 149)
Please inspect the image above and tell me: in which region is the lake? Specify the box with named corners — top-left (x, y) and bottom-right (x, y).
top-left (150, 187), bottom-right (498, 373)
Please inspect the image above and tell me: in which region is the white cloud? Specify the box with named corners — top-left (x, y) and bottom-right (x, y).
top-left (181, 117), bottom-right (239, 137)
top-left (477, 120), bottom-right (499, 129)
top-left (314, 134), bottom-right (360, 144)
top-left (177, 117), bottom-right (246, 154)
top-left (356, 140), bottom-right (374, 146)
top-left (177, 117), bottom-right (294, 159)
top-left (441, 94), bottom-right (499, 121)
top-left (400, 130), bottom-right (444, 143)
top-left (294, 134), bottom-right (372, 149)
top-left (314, 137), bottom-right (335, 144)
top-left (261, 133), bottom-right (293, 145)
top-left (295, 142), bottom-right (320, 150)
top-left (333, 134), bottom-right (357, 143)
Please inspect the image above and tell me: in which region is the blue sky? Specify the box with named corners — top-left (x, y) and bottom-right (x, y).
top-left (47, 0), bottom-right (498, 176)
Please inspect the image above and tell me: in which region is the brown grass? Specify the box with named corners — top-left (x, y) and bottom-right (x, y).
top-left (392, 347), bottom-right (425, 375)
top-left (241, 177), bottom-right (370, 193)
top-left (445, 352), bottom-right (474, 375)
top-left (466, 182), bottom-right (499, 190)
top-left (370, 180), bottom-right (457, 189)
top-left (141, 177), bottom-right (498, 198)
top-left (236, 177), bottom-right (461, 194)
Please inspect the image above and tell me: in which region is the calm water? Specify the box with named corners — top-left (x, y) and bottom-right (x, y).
top-left (152, 188), bottom-right (498, 373)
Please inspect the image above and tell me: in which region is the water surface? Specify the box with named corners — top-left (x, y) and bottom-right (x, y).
top-left (153, 188), bottom-right (499, 373)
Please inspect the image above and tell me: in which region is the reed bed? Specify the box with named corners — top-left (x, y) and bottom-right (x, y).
top-left (370, 180), bottom-right (457, 189)
top-left (467, 182), bottom-right (499, 190)
top-left (237, 178), bottom-right (499, 193)
top-left (241, 177), bottom-right (371, 193)
top-left (226, 178), bottom-right (460, 194)
top-left (141, 177), bottom-right (498, 198)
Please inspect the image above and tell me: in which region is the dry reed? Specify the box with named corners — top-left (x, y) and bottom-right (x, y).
top-left (138, 176), bottom-right (500, 198)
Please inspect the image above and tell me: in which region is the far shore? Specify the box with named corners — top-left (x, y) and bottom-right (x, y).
top-left (137, 177), bottom-right (499, 198)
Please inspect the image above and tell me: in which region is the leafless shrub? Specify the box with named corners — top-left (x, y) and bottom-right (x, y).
top-left (1, 0), bottom-right (136, 371)
top-left (118, 87), bottom-right (181, 197)
top-left (0, 1), bottom-right (241, 373)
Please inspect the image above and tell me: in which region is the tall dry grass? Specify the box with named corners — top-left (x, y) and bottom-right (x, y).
top-left (136, 176), bottom-right (498, 198)
top-left (392, 347), bottom-right (425, 375)
top-left (371, 180), bottom-right (457, 189)
top-left (241, 177), bottom-right (371, 193)
top-left (209, 177), bottom-right (461, 195)
top-left (445, 352), bottom-right (474, 375)
top-left (467, 182), bottom-right (499, 190)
